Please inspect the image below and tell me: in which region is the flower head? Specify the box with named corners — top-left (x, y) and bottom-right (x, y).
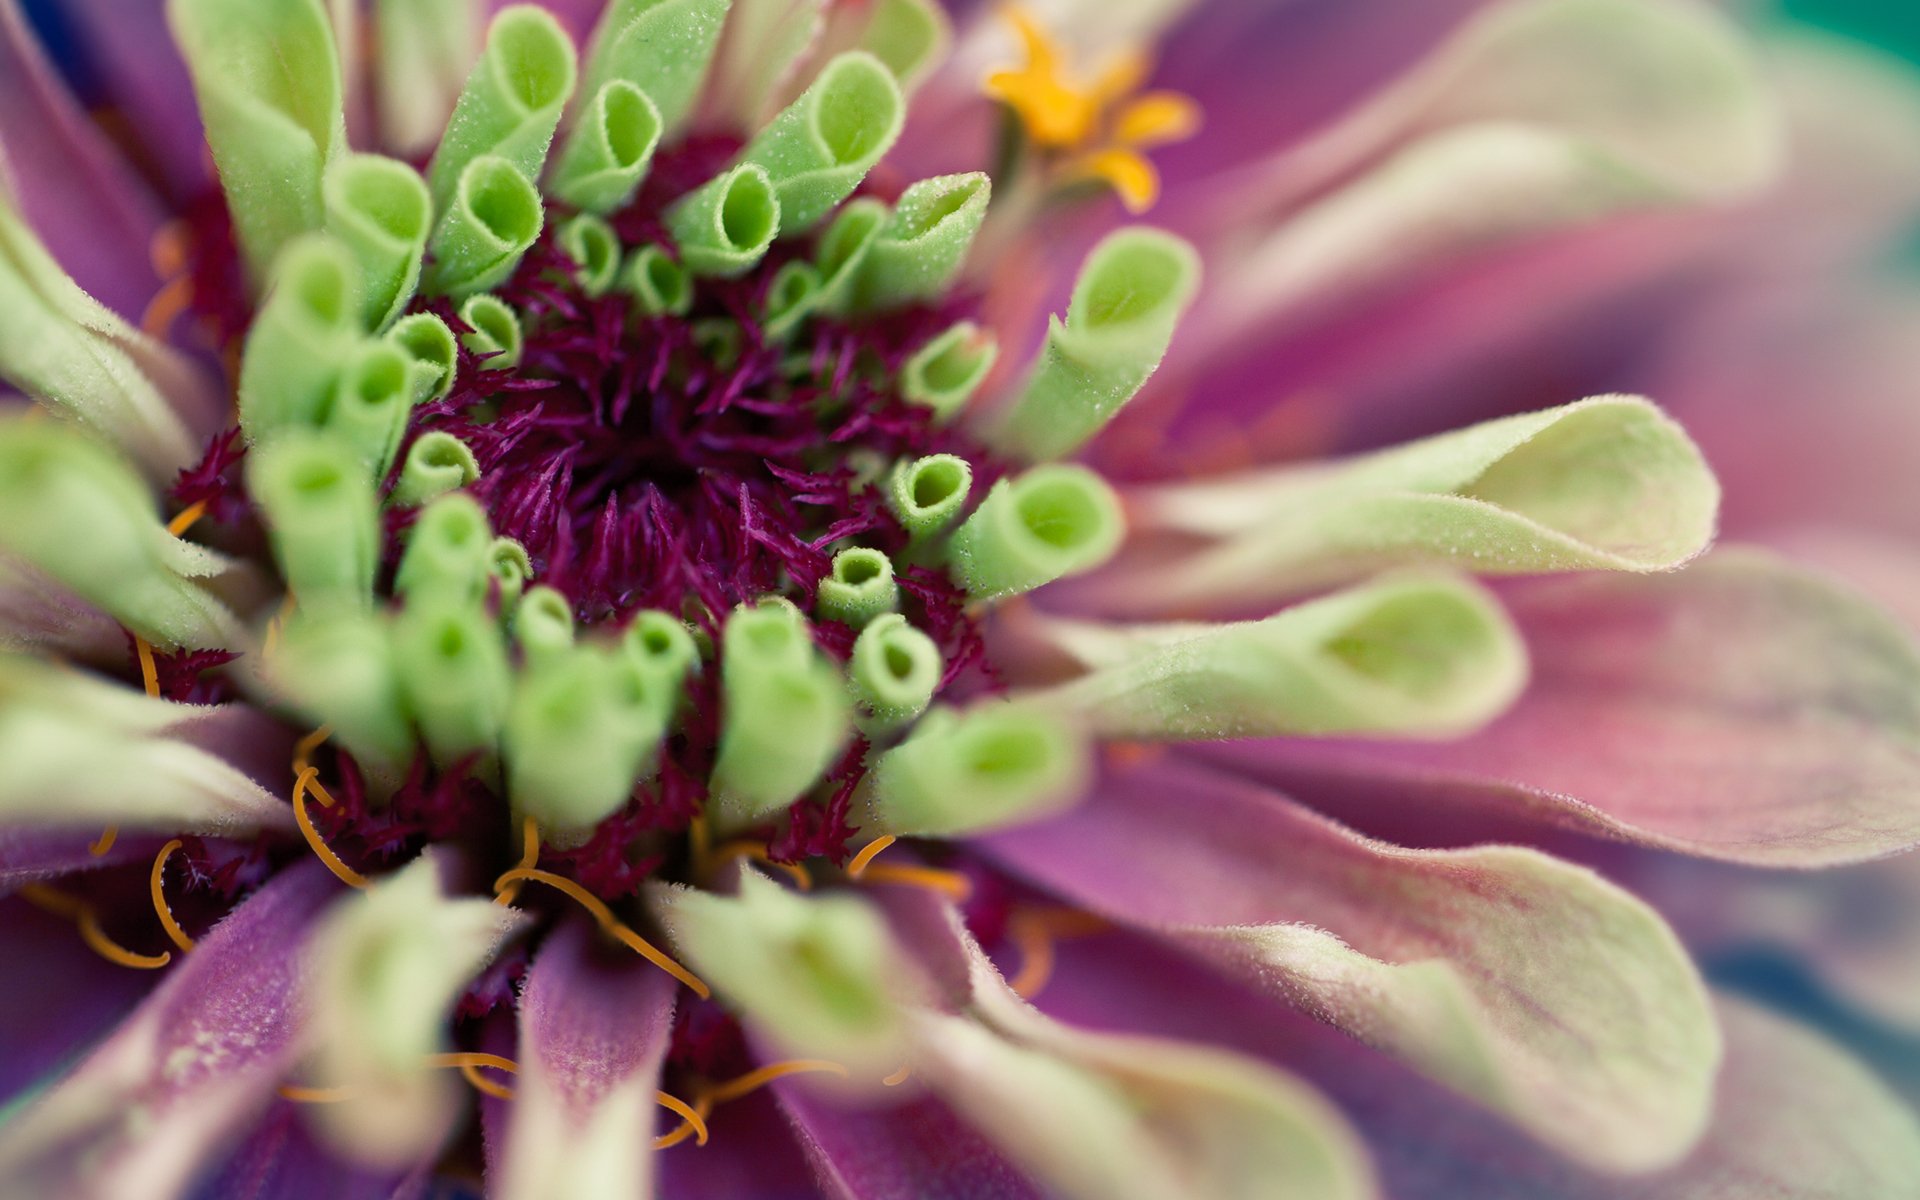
top-left (1, 1), bottom-right (1919, 1198)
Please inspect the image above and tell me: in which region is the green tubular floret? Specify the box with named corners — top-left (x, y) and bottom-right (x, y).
top-left (989, 227), bottom-right (1202, 461)
top-left (395, 493), bottom-right (494, 605)
top-left (425, 156), bottom-right (546, 298)
top-left (392, 432), bottom-right (480, 508)
top-left (0, 419), bottom-right (241, 650)
top-left (622, 244), bottom-right (693, 317)
top-left (392, 598), bottom-right (512, 767)
top-left (811, 198), bottom-right (887, 314)
top-left (900, 322), bottom-right (996, 421)
top-left (949, 465), bottom-right (1124, 600)
top-left (459, 294), bottom-right (524, 369)
top-left (581, 0), bottom-right (730, 135)
top-left (167, 0), bottom-right (347, 280)
top-left (238, 234), bottom-right (363, 443)
top-left (848, 613), bottom-right (941, 728)
top-left (488, 537), bottom-right (533, 612)
top-left (249, 433), bottom-right (380, 612)
top-left (817, 548), bottom-right (899, 628)
top-left (888, 453), bottom-right (973, 539)
top-left (762, 261), bottom-right (823, 339)
top-left (668, 164), bottom-right (781, 278)
top-left (505, 645), bottom-right (665, 837)
top-left (267, 610), bottom-right (413, 788)
top-left (512, 585), bottom-right (576, 668)
top-left (374, 0), bottom-right (482, 156)
top-left (621, 609), bottom-right (700, 707)
top-left (709, 602), bottom-right (852, 830)
top-left (738, 52), bottom-right (906, 232)
top-left (387, 312), bottom-right (459, 403)
top-left (322, 154), bottom-right (432, 328)
top-left (549, 81), bottom-right (664, 213)
top-left (320, 341), bottom-right (416, 476)
top-left (846, 173), bottom-right (990, 313)
top-left (425, 5), bottom-right (577, 215)
top-left (864, 704), bottom-right (1088, 837)
top-left (557, 214), bottom-right (624, 298)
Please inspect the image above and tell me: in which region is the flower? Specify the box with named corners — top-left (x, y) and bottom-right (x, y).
top-left (0, 1), bottom-right (1917, 1198)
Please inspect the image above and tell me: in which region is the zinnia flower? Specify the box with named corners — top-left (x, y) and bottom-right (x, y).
top-left (1, 1), bottom-right (1916, 1198)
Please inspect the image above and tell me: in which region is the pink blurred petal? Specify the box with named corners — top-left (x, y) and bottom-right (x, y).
top-left (192, 1103), bottom-right (414, 1200)
top-left (0, 896), bottom-right (155, 1109)
top-left (776, 1084), bottom-right (1044, 1200)
top-left (1203, 549), bottom-right (1920, 867)
top-left (655, 1089), bottom-right (818, 1200)
top-left (0, 828), bottom-right (166, 889)
top-left (49, 0), bottom-right (211, 199)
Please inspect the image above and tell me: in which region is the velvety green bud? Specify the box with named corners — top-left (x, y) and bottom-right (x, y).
top-left (168, 0), bottom-right (347, 280)
top-left (488, 537), bottom-right (533, 612)
top-left (817, 548), bottom-right (898, 628)
top-left (556, 214), bottom-right (623, 298)
top-left (900, 322), bottom-right (996, 421)
top-left (395, 493), bottom-right (494, 605)
top-left (267, 609), bottom-right (413, 787)
top-left (848, 613), bottom-right (941, 728)
top-left (949, 465), bottom-right (1124, 601)
top-left (847, 173), bottom-right (989, 312)
top-left (621, 244), bottom-right (693, 317)
top-left (322, 154), bottom-right (432, 328)
top-left (238, 235), bottom-right (362, 442)
top-left (374, 0), bottom-right (482, 156)
top-left (425, 5), bottom-right (577, 216)
top-left (0, 419), bottom-right (240, 649)
top-left (709, 602), bottom-right (852, 830)
top-left (621, 609), bottom-right (700, 706)
top-left (391, 432), bottom-right (481, 508)
top-left (512, 585), bottom-right (576, 668)
top-left (506, 646), bottom-right (664, 836)
top-left (888, 453), bottom-right (972, 539)
top-left (249, 433), bottom-right (379, 612)
top-left (738, 52), bottom-right (906, 231)
top-left (459, 294), bottom-right (524, 369)
top-left (865, 704), bottom-right (1088, 836)
top-left (320, 341), bottom-right (416, 476)
top-left (667, 164), bottom-right (781, 278)
top-left (762, 260), bottom-right (823, 340)
top-left (989, 228), bottom-right (1201, 461)
top-left (549, 81), bottom-right (663, 213)
top-left (424, 155), bottom-right (546, 298)
top-left (387, 312), bottom-right (459, 403)
top-left (811, 197), bottom-right (886, 314)
top-left (392, 598), bottom-right (512, 766)
top-left (581, 0), bottom-right (730, 135)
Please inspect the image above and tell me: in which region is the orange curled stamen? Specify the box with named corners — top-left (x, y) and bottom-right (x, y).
top-left (165, 500), bottom-right (209, 538)
top-left (1008, 906), bottom-right (1110, 999)
top-left (134, 635), bottom-right (160, 698)
top-left (855, 862), bottom-right (973, 902)
top-left (139, 274), bottom-right (195, 339)
top-left (493, 867), bottom-right (710, 999)
top-left (882, 1064), bottom-right (913, 1087)
top-left (294, 768), bottom-right (370, 890)
top-left (149, 220), bottom-right (190, 278)
top-left (845, 835), bottom-right (897, 878)
top-left (277, 1084), bottom-right (357, 1104)
top-left (706, 1059), bottom-right (849, 1106)
top-left (495, 816), bottom-right (541, 907)
top-left (427, 1051), bottom-right (520, 1102)
top-left (150, 838), bottom-right (196, 954)
top-left (653, 1090), bottom-right (711, 1148)
top-left (292, 725), bottom-right (333, 775)
top-left (687, 815), bottom-right (712, 878)
top-left (707, 839), bottom-right (812, 890)
top-left (19, 884), bottom-right (172, 970)
top-left (87, 826), bottom-right (119, 858)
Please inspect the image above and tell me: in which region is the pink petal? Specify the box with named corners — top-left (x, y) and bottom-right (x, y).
top-left (1202, 549), bottom-right (1920, 866)
top-left (194, 1103), bottom-right (416, 1200)
top-left (45, 0), bottom-right (211, 199)
top-left (655, 1090), bottom-right (819, 1200)
top-left (776, 1084), bottom-right (1044, 1200)
top-left (0, 896), bottom-right (154, 1109)
top-left (0, 828), bottom-right (166, 889)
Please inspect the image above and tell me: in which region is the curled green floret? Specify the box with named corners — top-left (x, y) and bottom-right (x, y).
top-left (949, 465), bottom-right (1125, 600)
top-left (394, 493), bottom-right (494, 606)
top-left (848, 614), bottom-right (942, 728)
top-left (847, 173), bottom-right (990, 312)
top-left (622, 610), bottom-right (700, 716)
top-left (557, 214), bottom-right (624, 297)
top-left (812, 198), bottom-right (887, 313)
top-left (506, 646), bottom-right (665, 838)
top-left (512, 585), bottom-right (576, 668)
top-left (817, 548), bottom-right (899, 627)
top-left (488, 537), bottom-right (534, 613)
top-left (268, 610), bottom-right (413, 788)
top-left (387, 312), bottom-right (459, 403)
top-left (581, 0), bottom-right (730, 135)
top-left (249, 433), bottom-right (380, 613)
top-left (990, 227), bottom-right (1201, 460)
top-left (900, 322), bottom-right (997, 421)
top-left (392, 598), bottom-right (512, 767)
top-left (668, 164), bottom-right (781, 278)
top-left (888, 454), bottom-right (973, 540)
top-left (762, 261), bottom-right (824, 339)
top-left (322, 153), bottom-right (431, 328)
top-left (550, 81), bottom-right (664, 214)
top-left (425, 5), bottom-right (577, 214)
top-left (738, 52), bottom-right (906, 231)
top-left (424, 156), bottom-right (546, 298)
top-left (623, 245), bottom-right (694, 317)
top-left (238, 235), bottom-right (362, 442)
top-left (458, 295), bottom-right (524, 370)
top-left (392, 432), bottom-right (480, 508)
top-left (709, 602), bottom-right (851, 830)
top-left (864, 705), bottom-right (1088, 836)
top-left (320, 341), bottom-right (415, 476)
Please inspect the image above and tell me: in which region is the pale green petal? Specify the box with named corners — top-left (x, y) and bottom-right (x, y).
top-left (425, 5), bottom-right (577, 217)
top-left (580, 0), bottom-right (730, 136)
top-left (621, 244), bottom-right (693, 316)
top-left (394, 493), bottom-right (493, 606)
top-left (988, 228), bottom-right (1199, 461)
top-left (1031, 574), bottom-right (1527, 740)
top-left (948, 464), bottom-right (1124, 600)
top-left (839, 0), bottom-right (949, 92)
top-left (864, 702), bottom-right (1089, 836)
top-left (845, 173), bottom-right (989, 313)
top-left (1124, 395), bottom-right (1719, 611)
top-left (306, 854), bottom-right (528, 1169)
top-left (0, 418), bottom-right (242, 650)
top-left (511, 585), bottom-right (576, 668)
top-left (167, 0), bottom-right (347, 280)
top-left (737, 52), bottom-right (906, 231)
top-left (705, 0), bottom-right (828, 130)
top-left (374, 0), bottom-right (483, 156)
top-left (322, 154), bottom-right (431, 328)
top-left (548, 81), bottom-right (663, 214)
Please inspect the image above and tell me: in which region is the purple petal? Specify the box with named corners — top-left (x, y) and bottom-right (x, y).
top-left (655, 1090), bottom-right (818, 1200)
top-left (190, 1103), bottom-right (411, 1200)
top-left (44, 0), bottom-right (211, 199)
top-left (0, 860), bottom-right (346, 1200)
top-left (0, 827), bottom-right (166, 889)
top-left (0, 896), bottom-right (155, 1108)
top-left (775, 1084), bottom-right (1043, 1200)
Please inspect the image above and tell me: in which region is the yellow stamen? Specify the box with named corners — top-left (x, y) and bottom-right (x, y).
top-left (1068, 147), bottom-right (1161, 214)
top-left (1113, 91), bottom-right (1202, 149)
top-left (882, 1064), bottom-right (913, 1087)
top-left (134, 635), bottom-right (160, 698)
top-left (495, 815), bottom-right (541, 907)
top-left (292, 725), bottom-right (334, 775)
top-left (427, 1051), bottom-right (520, 1101)
top-left (277, 1084), bottom-right (357, 1104)
top-left (856, 862), bottom-right (973, 902)
top-left (294, 767), bottom-right (370, 890)
top-left (20, 885), bottom-right (172, 970)
top-left (149, 220), bottom-right (190, 279)
top-left (845, 835), bottom-right (897, 878)
top-left (493, 867), bottom-right (710, 999)
top-left (687, 814), bottom-right (712, 878)
top-left (654, 1090), bottom-right (711, 1147)
top-left (166, 500), bottom-right (210, 538)
top-left (706, 1059), bottom-right (850, 1106)
top-left (150, 838), bottom-right (196, 954)
top-left (707, 839), bottom-right (812, 890)
top-left (140, 274), bottom-right (195, 340)
top-left (87, 826), bottom-right (119, 858)
top-left (983, 6), bottom-right (1100, 147)
top-left (1007, 906), bottom-right (1110, 999)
